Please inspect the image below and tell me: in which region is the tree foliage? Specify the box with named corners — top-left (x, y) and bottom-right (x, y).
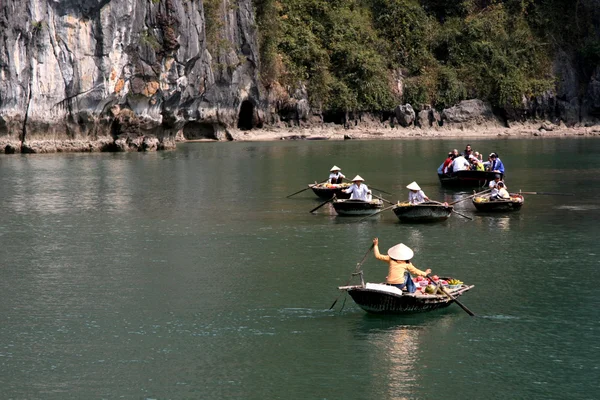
top-left (252, 0), bottom-right (598, 112)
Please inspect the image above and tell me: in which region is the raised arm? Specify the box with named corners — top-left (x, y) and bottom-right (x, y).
top-left (373, 238), bottom-right (390, 262)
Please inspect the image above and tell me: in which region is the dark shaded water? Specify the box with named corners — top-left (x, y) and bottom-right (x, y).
top-left (1, 138), bottom-right (599, 399)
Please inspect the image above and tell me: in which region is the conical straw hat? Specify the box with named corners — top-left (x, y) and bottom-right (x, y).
top-left (387, 243), bottom-right (414, 261)
top-left (406, 181), bottom-right (421, 191)
top-left (351, 175), bottom-right (364, 182)
top-left (330, 165), bottom-right (341, 172)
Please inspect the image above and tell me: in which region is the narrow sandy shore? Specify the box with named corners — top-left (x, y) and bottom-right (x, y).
top-left (225, 124), bottom-right (600, 142)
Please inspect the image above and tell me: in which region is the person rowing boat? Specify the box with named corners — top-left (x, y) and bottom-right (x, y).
top-left (372, 238), bottom-right (432, 293)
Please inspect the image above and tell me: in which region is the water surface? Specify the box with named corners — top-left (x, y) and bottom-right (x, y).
top-left (1, 138), bottom-right (599, 399)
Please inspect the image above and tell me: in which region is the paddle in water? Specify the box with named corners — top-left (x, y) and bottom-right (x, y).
top-left (426, 274), bottom-right (475, 317)
top-left (329, 243), bottom-right (375, 310)
top-left (309, 196), bottom-right (335, 213)
top-left (287, 179), bottom-right (328, 198)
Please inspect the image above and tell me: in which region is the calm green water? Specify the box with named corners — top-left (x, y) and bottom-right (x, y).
top-left (1, 138), bottom-right (599, 399)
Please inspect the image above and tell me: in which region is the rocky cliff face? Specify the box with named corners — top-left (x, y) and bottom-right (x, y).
top-left (1, 1), bottom-right (599, 153)
top-left (0, 0), bottom-right (264, 153)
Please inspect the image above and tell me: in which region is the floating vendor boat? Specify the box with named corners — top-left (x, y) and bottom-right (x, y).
top-left (392, 202), bottom-right (453, 222)
top-left (310, 182), bottom-right (352, 199)
top-left (438, 170), bottom-right (502, 188)
top-left (339, 280), bottom-right (474, 315)
top-left (472, 193), bottom-right (524, 212)
top-left (332, 198), bottom-right (384, 216)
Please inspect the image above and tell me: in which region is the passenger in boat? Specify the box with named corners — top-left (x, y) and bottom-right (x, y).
top-left (438, 152), bottom-right (455, 174)
top-left (462, 144), bottom-right (473, 159)
top-left (488, 173), bottom-right (506, 190)
top-left (372, 238), bottom-right (432, 293)
top-left (471, 158), bottom-right (485, 171)
top-left (486, 153), bottom-right (505, 174)
top-left (343, 175), bottom-right (372, 201)
top-left (328, 166), bottom-right (346, 184)
top-left (406, 181), bottom-right (430, 205)
top-left (451, 153), bottom-right (470, 172)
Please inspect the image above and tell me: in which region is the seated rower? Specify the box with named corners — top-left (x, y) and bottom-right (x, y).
top-left (328, 165), bottom-right (345, 184)
top-left (407, 181), bottom-right (430, 205)
top-left (490, 182), bottom-right (510, 200)
top-left (372, 238), bottom-right (432, 293)
top-left (497, 182), bottom-right (510, 199)
top-left (343, 175), bottom-right (372, 201)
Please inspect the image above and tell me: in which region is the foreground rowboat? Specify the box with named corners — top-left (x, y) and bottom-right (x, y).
top-left (339, 282), bottom-right (474, 314)
top-left (438, 170), bottom-right (502, 188)
top-left (310, 182), bottom-right (351, 199)
top-left (392, 202), bottom-right (453, 222)
top-left (472, 193), bottom-right (524, 212)
top-left (332, 199), bottom-right (384, 216)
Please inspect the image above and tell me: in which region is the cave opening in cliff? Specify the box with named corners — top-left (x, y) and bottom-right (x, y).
top-left (322, 111), bottom-right (347, 125)
top-left (237, 100), bottom-right (254, 131)
top-left (183, 122), bottom-right (217, 140)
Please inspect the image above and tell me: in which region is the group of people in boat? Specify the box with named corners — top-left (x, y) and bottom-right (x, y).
top-left (438, 145), bottom-right (505, 174)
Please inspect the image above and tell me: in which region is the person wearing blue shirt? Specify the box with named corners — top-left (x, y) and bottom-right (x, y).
top-left (487, 153), bottom-right (505, 174)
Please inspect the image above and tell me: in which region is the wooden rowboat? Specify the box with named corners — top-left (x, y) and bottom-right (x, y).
top-left (339, 282), bottom-right (474, 315)
top-left (310, 182), bottom-right (351, 199)
top-left (472, 193), bottom-right (524, 212)
top-left (438, 170), bottom-right (502, 188)
top-left (332, 199), bottom-right (384, 216)
top-left (392, 202), bottom-right (453, 222)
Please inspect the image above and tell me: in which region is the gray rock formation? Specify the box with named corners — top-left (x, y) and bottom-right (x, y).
top-left (0, 0), bottom-right (264, 153)
top-left (394, 104), bottom-right (415, 127)
top-left (441, 99), bottom-right (503, 128)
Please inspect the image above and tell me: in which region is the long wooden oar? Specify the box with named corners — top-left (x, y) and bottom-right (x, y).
top-left (449, 188), bottom-right (491, 205)
top-left (372, 193), bottom-right (395, 205)
top-left (369, 186), bottom-right (392, 195)
top-left (329, 243), bottom-right (375, 310)
top-left (452, 209), bottom-right (473, 220)
top-left (356, 204), bottom-right (396, 222)
top-left (519, 191), bottom-right (574, 196)
top-left (309, 196), bottom-right (335, 213)
top-left (426, 274), bottom-right (475, 317)
top-left (287, 179), bottom-right (328, 198)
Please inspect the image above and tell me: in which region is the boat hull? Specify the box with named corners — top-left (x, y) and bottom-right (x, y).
top-left (472, 193), bottom-right (524, 212)
top-left (332, 199), bottom-right (384, 216)
top-left (346, 285), bottom-right (473, 315)
top-left (392, 202), bottom-right (453, 222)
top-left (311, 183), bottom-right (351, 199)
top-left (438, 171), bottom-right (502, 188)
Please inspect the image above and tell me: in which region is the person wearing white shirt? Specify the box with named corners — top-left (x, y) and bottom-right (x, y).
top-left (488, 174), bottom-right (507, 190)
top-left (343, 175), bottom-right (372, 201)
top-left (451, 155), bottom-right (470, 172)
top-left (328, 165), bottom-right (346, 184)
top-left (406, 181), bottom-right (430, 205)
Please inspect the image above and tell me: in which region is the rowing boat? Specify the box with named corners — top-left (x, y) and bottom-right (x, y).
top-left (392, 202), bottom-right (453, 222)
top-left (472, 193), bottom-right (524, 212)
top-left (332, 199), bottom-right (384, 216)
top-left (310, 182), bottom-right (352, 199)
top-left (438, 170), bottom-right (502, 188)
top-left (339, 282), bottom-right (474, 314)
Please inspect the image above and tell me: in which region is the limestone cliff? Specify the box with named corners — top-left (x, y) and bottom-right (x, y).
top-left (0, 0), bottom-right (264, 152)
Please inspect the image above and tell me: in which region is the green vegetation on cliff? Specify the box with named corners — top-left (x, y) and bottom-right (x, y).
top-left (254, 0), bottom-right (599, 113)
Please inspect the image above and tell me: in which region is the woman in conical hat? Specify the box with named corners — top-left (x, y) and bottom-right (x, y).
top-left (343, 175), bottom-right (372, 201)
top-left (372, 238), bottom-right (432, 292)
top-left (328, 165), bottom-right (345, 184)
top-left (406, 181), bottom-right (430, 205)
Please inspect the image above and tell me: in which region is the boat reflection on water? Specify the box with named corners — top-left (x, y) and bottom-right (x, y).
top-left (350, 315), bottom-right (457, 398)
